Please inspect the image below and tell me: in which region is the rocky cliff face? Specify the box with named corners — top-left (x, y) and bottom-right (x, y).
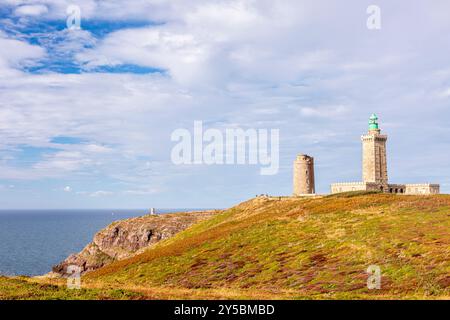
top-left (51, 211), bottom-right (218, 276)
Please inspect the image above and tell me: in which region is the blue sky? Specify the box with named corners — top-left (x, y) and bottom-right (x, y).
top-left (0, 0), bottom-right (449, 209)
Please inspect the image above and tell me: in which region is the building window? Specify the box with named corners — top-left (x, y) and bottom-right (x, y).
top-left (389, 188), bottom-right (393, 193)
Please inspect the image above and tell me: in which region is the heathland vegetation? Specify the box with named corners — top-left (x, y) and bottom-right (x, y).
top-left (1, 192), bottom-right (449, 299)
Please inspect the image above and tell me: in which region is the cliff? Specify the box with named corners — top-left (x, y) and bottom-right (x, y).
top-left (52, 210), bottom-right (218, 276)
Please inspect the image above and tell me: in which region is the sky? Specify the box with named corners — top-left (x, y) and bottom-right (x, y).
top-left (0, 0), bottom-right (449, 209)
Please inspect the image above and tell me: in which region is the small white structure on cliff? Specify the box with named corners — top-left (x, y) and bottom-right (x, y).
top-left (330, 114), bottom-right (440, 195)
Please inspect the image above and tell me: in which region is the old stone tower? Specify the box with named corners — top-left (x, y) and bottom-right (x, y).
top-left (361, 114), bottom-right (388, 191)
top-left (293, 154), bottom-right (315, 195)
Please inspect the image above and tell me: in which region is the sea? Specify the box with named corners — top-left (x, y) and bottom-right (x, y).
top-left (0, 209), bottom-right (194, 276)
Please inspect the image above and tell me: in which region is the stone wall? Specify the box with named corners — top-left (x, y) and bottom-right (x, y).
top-left (405, 184), bottom-right (440, 195)
top-left (330, 182), bottom-right (380, 194)
top-left (331, 182), bottom-right (440, 195)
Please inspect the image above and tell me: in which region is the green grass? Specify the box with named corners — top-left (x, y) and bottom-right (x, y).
top-left (83, 193), bottom-right (450, 299)
top-left (0, 276), bottom-right (144, 300)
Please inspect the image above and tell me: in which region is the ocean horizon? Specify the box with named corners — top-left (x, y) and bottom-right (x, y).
top-left (0, 208), bottom-right (206, 276)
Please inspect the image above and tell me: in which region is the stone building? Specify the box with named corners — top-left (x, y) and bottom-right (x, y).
top-left (293, 154), bottom-right (315, 196)
top-left (330, 114), bottom-right (440, 195)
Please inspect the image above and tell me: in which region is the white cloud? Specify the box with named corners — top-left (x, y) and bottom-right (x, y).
top-left (0, 31), bottom-right (45, 75)
top-left (299, 105), bottom-right (349, 118)
top-left (75, 1), bottom-right (335, 87)
top-left (89, 190), bottom-right (113, 197)
top-left (14, 4), bottom-right (48, 16)
top-left (438, 88), bottom-right (450, 98)
top-left (33, 151), bottom-right (92, 173)
top-left (36, 28), bottom-right (97, 60)
top-left (75, 190), bottom-right (113, 197)
top-left (77, 27), bottom-right (211, 85)
top-left (123, 188), bottom-right (160, 195)
top-left (63, 186), bottom-right (72, 192)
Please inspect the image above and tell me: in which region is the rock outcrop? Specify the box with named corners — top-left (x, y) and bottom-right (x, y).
top-left (51, 211), bottom-right (218, 276)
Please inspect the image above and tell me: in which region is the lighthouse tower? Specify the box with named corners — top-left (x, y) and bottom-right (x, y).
top-left (361, 114), bottom-right (388, 191)
top-left (330, 114), bottom-right (439, 195)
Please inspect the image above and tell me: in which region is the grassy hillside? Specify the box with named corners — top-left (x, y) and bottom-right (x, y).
top-left (81, 193), bottom-right (450, 299)
top-left (0, 276), bottom-right (144, 300)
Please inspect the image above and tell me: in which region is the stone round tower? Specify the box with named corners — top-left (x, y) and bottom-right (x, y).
top-left (293, 154), bottom-right (315, 195)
